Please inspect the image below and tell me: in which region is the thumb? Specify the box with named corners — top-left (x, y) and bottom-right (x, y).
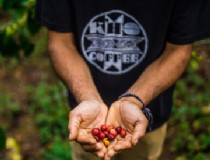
top-left (131, 120), bottom-right (147, 146)
top-left (68, 110), bottom-right (82, 141)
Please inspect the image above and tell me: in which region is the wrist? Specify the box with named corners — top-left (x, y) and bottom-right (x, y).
top-left (118, 92), bottom-right (145, 109)
top-left (117, 96), bottom-right (144, 109)
top-left (118, 92), bottom-right (153, 131)
top-left (74, 92), bottom-right (103, 104)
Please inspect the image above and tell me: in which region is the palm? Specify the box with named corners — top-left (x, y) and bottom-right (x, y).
top-left (68, 100), bottom-right (108, 157)
top-left (105, 100), bottom-right (148, 159)
top-left (75, 101), bottom-right (108, 142)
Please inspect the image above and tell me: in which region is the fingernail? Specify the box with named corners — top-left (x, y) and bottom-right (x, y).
top-left (69, 133), bottom-right (71, 139)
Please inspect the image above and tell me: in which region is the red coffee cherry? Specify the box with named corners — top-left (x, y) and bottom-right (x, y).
top-left (115, 126), bottom-right (122, 134)
top-left (107, 125), bottom-right (114, 132)
top-left (101, 125), bottom-right (107, 131)
top-left (110, 129), bottom-right (118, 137)
top-left (104, 131), bottom-right (109, 137)
top-left (99, 132), bottom-right (105, 140)
top-left (92, 128), bottom-right (100, 136)
top-left (120, 129), bottom-right (126, 138)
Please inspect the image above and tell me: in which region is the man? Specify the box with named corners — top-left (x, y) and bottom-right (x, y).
top-left (35, 0), bottom-right (210, 159)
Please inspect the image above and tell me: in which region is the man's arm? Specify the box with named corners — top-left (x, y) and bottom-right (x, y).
top-left (48, 31), bottom-right (108, 158)
top-left (48, 31), bottom-right (102, 103)
top-left (124, 42), bottom-right (192, 107)
top-left (104, 42), bottom-right (192, 159)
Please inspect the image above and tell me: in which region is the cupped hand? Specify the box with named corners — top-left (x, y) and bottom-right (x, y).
top-left (104, 99), bottom-right (149, 160)
top-left (68, 100), bottom-right (108, 158)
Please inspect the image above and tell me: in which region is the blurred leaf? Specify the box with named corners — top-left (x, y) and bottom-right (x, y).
top-left (0, 0), bottom-right (3, 7)
top-left (11, 8), bottom-right (24, 19)
top-left (190, 59), bottom-right (199, 71)
top-left (192, 153), bottom-right (209, 160)
top-left (201, 105), bottom-right (210, 114)
top-left (0, 0), bottom-right (38, 58)
top-left (0, 36), bottom-right (19, 57)
top-left (6, 138), bottom-right (22, 160)
top-left (19, 33), bottom-right (34, 56)
top-left (0, 128), bottom-right (6, 150)
top-left (2, 0), bottom-right (15, 9)
top-left (27, 10), bottom-right (41, 35)
top-left (173, 138), bottom-right (185, 150)
top-left (175, 156), bottom-right (187, 160)
top-left (198, 134), bottom-right (210, 149)
top-left (187, 74), bottom-right (205, 86)
top-left (191, 107), bottom-right (200, 115)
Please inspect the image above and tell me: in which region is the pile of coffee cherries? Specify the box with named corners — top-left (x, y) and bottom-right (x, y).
top-left (91, 125), bottom-right (126, 147)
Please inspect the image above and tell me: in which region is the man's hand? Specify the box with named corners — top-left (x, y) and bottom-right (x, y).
top-left (104, 100), bottom-right (148, 160)
top-left (68, 100), bottom-right (108, 158)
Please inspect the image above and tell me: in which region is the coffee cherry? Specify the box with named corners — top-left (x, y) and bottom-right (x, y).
top-left (107, 133), bottom-right (115, 141)
top-left (101, 125), bottom-right (107, 131)
top-left (110, 129), bottom-right (118, 137)
top-left (103, 138), bottom-right (110, 147)
top-left (120, 129), bottom-right (126, 138)
top-left (92, 128), bottom-right (100, 136)
top-left (104, 131), bottom-right (109, 137)
top-left (107, 125), bottom-right (114, 132)
top-left (94, 136), bottom-right (100, 142)
top-left (115, 126), bottom-right (122, 134)
top-left (99, 132), bottom-right (105, 140)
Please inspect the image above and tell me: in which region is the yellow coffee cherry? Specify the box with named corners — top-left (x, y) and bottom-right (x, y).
top-left (103, 138), bottom-right (110, 147)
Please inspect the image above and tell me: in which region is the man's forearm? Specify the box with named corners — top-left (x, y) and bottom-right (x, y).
top-left (126, 43), bottom-right (192, 107)
top-left (48, 31), bottom-right (102, 103)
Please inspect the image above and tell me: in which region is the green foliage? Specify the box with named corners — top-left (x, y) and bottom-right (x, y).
top-left (0, 0), bottom-right (41, 57)
top-left (41, 137), bottom-right (72, 160)
top-left (0, 89), bottom-right (21, 130)
top-left (0, 128), bottom-right (6, 150)
top-left (170, 51), bottom-right (210, 159)
top-left (26, 82), bottom-right (72, 159)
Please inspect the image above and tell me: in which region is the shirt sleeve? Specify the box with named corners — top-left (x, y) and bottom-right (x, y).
top-left (35, 0), bottom-right (73, 32)
top-left (167, 0), bottom-right (210, 44)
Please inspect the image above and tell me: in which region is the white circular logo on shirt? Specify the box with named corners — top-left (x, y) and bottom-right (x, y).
top-left (81, 10), bottom-right (148, 75)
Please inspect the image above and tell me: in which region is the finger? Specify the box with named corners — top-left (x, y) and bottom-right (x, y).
top-left (76, 132), bottom-right (96, 145)
top-left (111, 135), bottom-right (132, 154)
top-left (104, 153), bottom-right (112, 160)
top-left (81, 143), bottom-right (103, 152)
top-left (114, 139), bottom-right (132, 152)
top-left (94, 150), bottom-right (106, 158)
top-left (93, 146), bottom-right (107, 159)
top-left (68, 110), bottom-right (82, 141)
top-left (131, 120), bottom-right (147, 146)
top-left (106, 139), bottom-right (118, 158)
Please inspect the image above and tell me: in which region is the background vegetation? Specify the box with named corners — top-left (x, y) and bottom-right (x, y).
top-left (0, 0), bottom-right (210, 160)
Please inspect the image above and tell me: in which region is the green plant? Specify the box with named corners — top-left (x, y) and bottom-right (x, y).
top-left (0, 89), bottom-right (21, 130)
top-left (0, 0), bottom-right (41, 57)
top-left (0, 127), bottom-right (6, 160)
top-left (170, 51), bottom-right (210, 159)
top-left (26, 82), bottom-right (72, 159)
top-left (0, 128), bottom-right (6, 150)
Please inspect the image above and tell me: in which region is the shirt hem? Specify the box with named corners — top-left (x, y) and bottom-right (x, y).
top-left (35, 14), bottom-right (73, 33)
top-left (167, 29), bottom-right (210, 45)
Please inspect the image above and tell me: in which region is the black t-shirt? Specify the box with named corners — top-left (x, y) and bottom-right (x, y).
top-left (35, 0), bottom-right (210, 129)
